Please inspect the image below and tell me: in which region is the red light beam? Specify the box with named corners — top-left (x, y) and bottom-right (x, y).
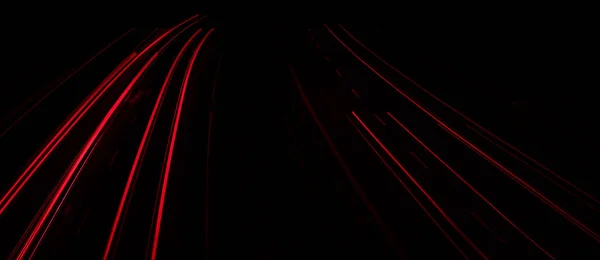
top-left (150, 28), bottom-right (215, 260)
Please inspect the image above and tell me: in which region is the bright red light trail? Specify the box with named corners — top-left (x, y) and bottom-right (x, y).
top-left (0, 15), bottom-right (596, 259)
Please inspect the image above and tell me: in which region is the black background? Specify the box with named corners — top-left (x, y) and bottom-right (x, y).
top-left (1, 7), bottom-right (598, 259)
top-left (3, 9), bottom-right (595, 186)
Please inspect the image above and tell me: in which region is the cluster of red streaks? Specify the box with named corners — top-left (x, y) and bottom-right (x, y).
top-left (15, 51), bottom-right (160, 260)
top-left (464, 123), bottom-right (600, 213)
top-left (0, 28), bottom-right (135, 140)
top-left (0, 14), bottom-right (201, 218)
top-left (150, 28), bottom-right (215, 260)
top-left (440, 124), bottom-right (600, 243)
top-left (9, 151), bottom-right (84, 259)
top-left (326, 24), bottom-right (600, 244)
top-left (347, 116), bottom-right (468, 260)
top-left (28, 129), bottom-right (108, 260)
top-left (335, 24), bottom-right (600, 212)
top-left (133, 28), bottom-right (160, 52)
top-left (468, 125), bottom-right (600, 206)
top-left (351, 111), bottom-right (489, 260)
top-left (387, 112), bottom-right (554, 259)
top-left (289, 65), bottom-right (404, 257)
top-left (0, 52), bottom-right (135, 216)
top-left (13, 14), bottom-right (203, 259)
top-left (102, 25), bottom-right (204, 260)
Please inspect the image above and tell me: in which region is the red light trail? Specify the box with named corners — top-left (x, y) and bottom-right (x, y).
top-left (0, 15), bottom-right (596, 259)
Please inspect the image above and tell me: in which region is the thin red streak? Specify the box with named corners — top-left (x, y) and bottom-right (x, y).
top-left (351, 111), bottom-right (488, 260)
top-left (409, 152), bottom-right (429, 169)
top-left (29, 130), bottom-right (107, 259)
top-left (102, 27), bottom-right (204, 260)
top-left (289, 65), bottom-right (403, 257)
top-left (9, 149), bottom-right (84, 260)
top-left (473, 124), bottom-right (600, 206)
top-left (134, 15), bottom-right (200, 58)
top-left (373, 114), bottom-right (386, 125)
top-left (16, 52), bottom-right (159, 260)
top-left (335, 69), bottom-right (342, 77)
top-left (151, 28), bottom-right (215, 260)
top-left (9, 157), bottom-right (78, 259)
top-left (0, 52), bottom-right (135, 215)
top-left (470, 212), bottom-right (506, 244)
top-left (326, 24), bottom-right (599, 244)
top-left (387, 112), bottom-right (554, 258)
top-left (206, 56), bottom-right (222, 259)
top-left (439, 124), bottom-right (600, 243)
top-left (0, 28), bottom-right (135, 140)
top-left (351, 89), bottom-right (359, 98)
top-left (0, 14), bottom-right (199, 217)
top-left (133, 28), bottom-right (160, 52)
top-left (347, 117), bottom-right (468, 259)
top-left (465, 123), bottom-right (600, 213)
top-left (337, 24), bottom-right (600, 209)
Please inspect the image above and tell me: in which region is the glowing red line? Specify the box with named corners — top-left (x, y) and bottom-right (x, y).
top-left (151, 28), bottom-right (214, 260)
top-left (133, 28), bottom-right (160, 52)
top-left (440, 124), bottom-right (600, 243)
top-left (387, 112), bottom-right (554, 259)
top-left (16, 52), bottom-right (159, 260)
top-left (30, 129), bottom-right (107, 259)
top-left (0, 28), bottom-right (135, 140)
top-left (337, 24), bottom-right (600, 208)
top-left (472, 124), bottom-right (600, 205)
top-left (409, 152), bottom-right (429, 169)
top-left (102, 27), bottom-right (204, 260)
top-left (465, 123), bottom-right (600, 213)
top-left (327, 25), bottom-right (599, 243)
top-left (0, 52), bottom-right (135, 215)
top-left (347, 117), bottom-right (468, 259)
top-left (0, 15), bottom-right (200, 217)
top-left (290, 66), bottom-right (403, 257)
top-left (351, 89), bottom-right (359, 98)
top-left (8, 155), bottom-right (81, 259)
top-left (351, 111), bottom-right (488, 260)
top-left (373, 114), bottom-right (386, 125)
top-left (134, 15), bottom-right (200, 58)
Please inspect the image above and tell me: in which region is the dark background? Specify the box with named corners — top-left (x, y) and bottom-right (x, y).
top-left (1, 9), bottom-right (598, 259)
top-left (3, 10), bottom-right (596, 187)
